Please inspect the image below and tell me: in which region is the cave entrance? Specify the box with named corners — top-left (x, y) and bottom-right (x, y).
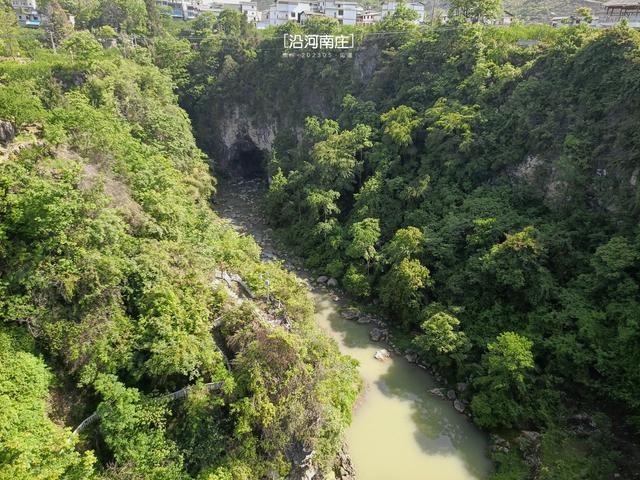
top-left (230, 138), bottom-right (267, 180)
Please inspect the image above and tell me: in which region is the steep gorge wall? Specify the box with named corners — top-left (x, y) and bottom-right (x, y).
top-left (190, 39), bottom-right (382, 175)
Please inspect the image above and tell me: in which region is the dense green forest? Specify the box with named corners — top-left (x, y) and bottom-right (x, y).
top-left (182, 7), bottom-right (640, 480)
top-left (2, 0), bottom-right (640, 478)
top-left (0, 5), bottom-right (360, 479)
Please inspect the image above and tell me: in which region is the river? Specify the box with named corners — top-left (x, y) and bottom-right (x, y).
top-left (215, 178), bottom-right (493, 480)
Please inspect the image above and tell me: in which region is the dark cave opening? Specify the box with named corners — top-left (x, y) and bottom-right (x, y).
top-left (230, 138), bottom-right (267, 180)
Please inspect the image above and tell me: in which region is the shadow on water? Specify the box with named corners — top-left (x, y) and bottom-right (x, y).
top-left (314, 291), bottom-right (492, 475)
top-left (376, 360), bottom-right (492, 478)
top-left (313, 293), bottom-right (372, 350)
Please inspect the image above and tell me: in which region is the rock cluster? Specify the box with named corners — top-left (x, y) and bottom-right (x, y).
top-left (404, 352), bottom-right (418, 363)
top-left (340, 308), bottom-right (360, 320)
top-left (369, 327), bottom-right (388, 342)
top-left (568, 412), bottom-right (598, 437)
top-left (0, 120), bottom-right (15, 145)
top-left (516, 431), bottom-right (542, 474)
top-left (333, 444), bottom-right (356, 480)
top-left (490, 434), bottom-right (511, 454)
top-left (428, 388), bottom-right (446, 399)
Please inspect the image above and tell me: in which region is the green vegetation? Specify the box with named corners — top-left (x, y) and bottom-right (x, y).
top-left (2, 0), bottom-right (640, 478)
top-left (176, 8), bottom-right (640, 479)
top-left (0, 13), bottom-right (359, 479)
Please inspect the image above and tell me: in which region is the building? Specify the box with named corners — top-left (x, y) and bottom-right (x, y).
top-left (597, 0), bottom-right (640, 28)
top-left (299, 10), bottom-right (325, 24)
top-left (380, 1), bottom-right (425, 23)
top-left (11, 0), bottom-right (41, 27)
top-left (357, 9), bottom-right (381, 25)
top-left (316, 0), bottom-right (358, 25)
top-left (264, 0), bottom-right (311, 26)
top-left (197, 0), bottom-right (260, 22)
top-left (156, 0), bottom-right (199, 19)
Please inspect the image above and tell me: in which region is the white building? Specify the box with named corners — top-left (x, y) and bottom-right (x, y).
top-left (263, 0), bottom-right (310, 26)
top-left (11, 0), bottom-right (41, 27)
top-left (357, 9), bottom-right (381, 25)
top-left (241, 2), bottom-right (259, 22)
top-left (316, 0), bottom-right (358, 25)
top-left (156, 0), bottom-right (199, 19)
top-left (381, 1), bottom-right (425, 23)
top-left (192, 0), bottom-right (261, 22)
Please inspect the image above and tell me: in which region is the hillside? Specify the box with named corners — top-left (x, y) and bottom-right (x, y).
top-left (2, 2), bottom-right (640, 480)
top-left (184, 14), bottom-right (640, 480)
top-left (0, 21), bottom-right (359, 480)
top-left (503, 0), bottom-right (604, 20)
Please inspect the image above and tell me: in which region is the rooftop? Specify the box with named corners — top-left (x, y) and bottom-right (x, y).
top-left (603, 0), bottom-right (640, 7)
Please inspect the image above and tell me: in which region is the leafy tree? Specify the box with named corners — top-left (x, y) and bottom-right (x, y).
top-left (309, 123), bottom-right (372, 192)
top-left (94, 374), bottom-right (185, 478)
top-left (576, 7), bottom-right (593, 24)
top-left (471, 332), bottom-right (534, 428)
top-left (44, 0), bottom-right (74, 46)
top-left (449, 0), bottom-right (502, 21)
top-left (0, 330), bottom-right (96, 479)
top-left (377, 1), bottom-right (419, 33)
top-left (97, 0), bottom-right (148, 33)
top-left (381, 226), bottom-right (424, 264)
top-left (305, 188), bottom-right (340, 223)
top-left (342, 265), bottom-right (371, 298)
top-left (62, 31), bottom-right (103, 67)
top-left (480, 226), bottom-right (553, 306)
top-left (339, 94), bottom-right (379, 130)
top-left (0, 2), bottom-right (20, 56)
top-left (381, 105), bottom-right (421, 148)
top-left (413, 311), bottom-right (469, 368)
top-left (346, 218), bottom-right (380, 273)
top-left (379, 258), bottom-right (431, 324)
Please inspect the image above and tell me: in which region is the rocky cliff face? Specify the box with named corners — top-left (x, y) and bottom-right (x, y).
top-left (193, 41), bottom-right (382, 176)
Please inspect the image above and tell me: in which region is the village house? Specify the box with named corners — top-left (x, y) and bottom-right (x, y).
top-left (299, 10), bottom-right (325, 24)
top-left (315, 0), bottom-right (358, 25)
top-left (196, 0), bottom-right (260, 23)
top-left (262, 0), bottom-right (311, 26)
top-left (11, 0), bottom-right (41, 27)
top-left (357, 9), bottom-right (381, 25)
top-left (597, 0), bottom-right (640, 28)
top-left (156, 0), bottom-right (199, 19)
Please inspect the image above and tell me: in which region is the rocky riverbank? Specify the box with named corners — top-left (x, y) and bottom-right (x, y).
top-left (215, 179), bottom-right (490, 480)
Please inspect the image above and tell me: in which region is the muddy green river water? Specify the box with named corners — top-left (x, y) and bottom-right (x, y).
top-left (313, 293), bottom-right (492, 480)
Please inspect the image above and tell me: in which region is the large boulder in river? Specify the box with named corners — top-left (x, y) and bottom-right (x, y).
top-left (373, 349), bottom-right (390, 361)
top-left (446, 389), bottom-right (457, 400)
top-left (327, 277), bottom-right (339, 287)
top-left (369, 327), bottom-right (388, 342)
top-left (0, 120), bottom-right (15, 145)
top-left (429, 388), bottom-right (446, 399)
top-left (340, 308), bottom-right (360, 320)
top-left (454, 400), bottom-right (466, 413)
top-left (316, 275), bottom-right (328, 284)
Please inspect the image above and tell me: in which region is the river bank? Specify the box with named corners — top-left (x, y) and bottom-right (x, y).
top-left (215, 177), bottom-right (493, 480)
